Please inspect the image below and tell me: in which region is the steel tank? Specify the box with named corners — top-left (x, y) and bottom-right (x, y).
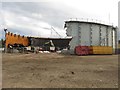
top-left (65, 20), bottom-right (117, 54)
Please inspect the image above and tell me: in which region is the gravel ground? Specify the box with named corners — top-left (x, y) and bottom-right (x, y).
top-left (2, 53), bottom-right (118, 88)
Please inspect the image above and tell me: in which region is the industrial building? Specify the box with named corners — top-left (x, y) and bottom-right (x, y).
top-left (6, 32), bottom-right (30, 48)
top-left (5, 32), bottom-right (72, 53)
top-left (28, 37), bottom-right (72, 51)
top-left (64, 20), bottom-right (118, 54)
top-left (4, 19), bottom-right (119, 55)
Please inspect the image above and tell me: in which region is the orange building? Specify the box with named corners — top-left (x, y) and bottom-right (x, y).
top-left (6, 32), bottom-right (29, 48)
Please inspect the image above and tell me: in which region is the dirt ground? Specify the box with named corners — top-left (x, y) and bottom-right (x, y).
top-left (2, 52), bottom-right (118, 88)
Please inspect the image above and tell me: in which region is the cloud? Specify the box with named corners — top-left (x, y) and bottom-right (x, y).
top-left (1, 2), bottom-right (72, 39)
top-left (0, 1), bottom-right (119, 39)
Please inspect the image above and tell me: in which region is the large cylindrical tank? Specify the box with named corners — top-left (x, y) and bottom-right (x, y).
top-left (65, 21), bottom-right (117, 54)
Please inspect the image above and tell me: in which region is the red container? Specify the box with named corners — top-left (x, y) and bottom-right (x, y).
top-left (75, 46), bottom-right (89, 56)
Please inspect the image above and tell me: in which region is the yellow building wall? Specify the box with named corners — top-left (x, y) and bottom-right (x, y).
top-left (6, 32), bottom-right (29, 48)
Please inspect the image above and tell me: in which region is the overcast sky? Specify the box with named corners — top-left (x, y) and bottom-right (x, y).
top-left (0, 0), bottom-right (119, 39)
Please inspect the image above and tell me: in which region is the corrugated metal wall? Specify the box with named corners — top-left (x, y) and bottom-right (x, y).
top-left (65, 21), bottom-right (117, 54)
top-left (6, 32), bottom-right (29, 48)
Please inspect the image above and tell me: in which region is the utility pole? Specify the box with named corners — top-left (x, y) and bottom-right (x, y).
top-left (4, 28), bottom-right (7, 53)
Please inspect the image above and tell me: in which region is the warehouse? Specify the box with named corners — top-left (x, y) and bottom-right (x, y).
top-left (64, 20), bottom-right (118, 55)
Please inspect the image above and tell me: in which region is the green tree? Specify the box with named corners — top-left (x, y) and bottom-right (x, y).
top-left (0, 39), bottom-right (5, 48)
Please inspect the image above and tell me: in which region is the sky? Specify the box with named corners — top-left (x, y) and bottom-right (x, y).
top-left (0, 0), bottom-right (119, 39)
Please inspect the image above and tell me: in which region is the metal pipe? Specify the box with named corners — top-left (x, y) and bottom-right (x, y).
top-left (99, 26), bottom-right (102, 46)
top-left (111, 28), bottom-right (113, 48)
top-left (90, 24), bottom-right (92, 46)
top-left (106, 27), bottom-right (109, 46)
